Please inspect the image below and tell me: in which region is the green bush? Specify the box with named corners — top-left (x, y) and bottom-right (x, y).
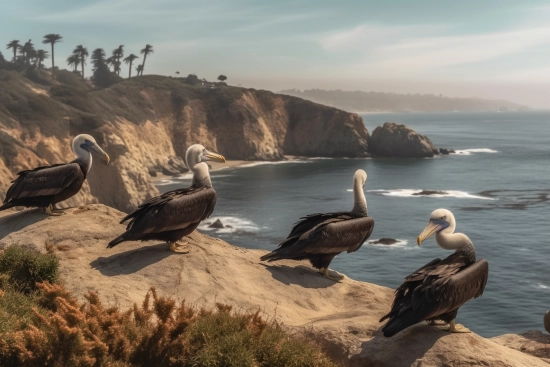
top-left (0, 246), bottom-right (59, 294)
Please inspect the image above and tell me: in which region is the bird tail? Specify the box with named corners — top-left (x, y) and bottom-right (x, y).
top-left (381, 313), bottom-right (418, 337)
top-left (260, 251), bottom-right (283, 262)
top-left (107, 234), bottom-right (126, 248)
top-left (0, 202), bottom-right (14, 212)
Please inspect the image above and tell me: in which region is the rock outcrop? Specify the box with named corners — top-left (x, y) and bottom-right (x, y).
top-left (0, 70), bottom-right (369, 212)
top-left (368, 122), bottom-right (438, 158)
top-left (0, 205), bottom-right (547, 367)
top-left (545, 311), bottom-right (550, 333)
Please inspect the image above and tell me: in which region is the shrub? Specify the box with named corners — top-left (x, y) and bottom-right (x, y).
top-left (0, 246), bottom-right (59, 294)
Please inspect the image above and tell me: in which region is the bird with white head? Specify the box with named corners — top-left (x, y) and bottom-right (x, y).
top-left (0, 134), bottom-right (109, 215)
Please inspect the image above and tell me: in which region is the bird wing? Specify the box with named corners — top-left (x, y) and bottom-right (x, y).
top-left (4, 163), bottom-right (82, 203)
top-left (286, 214), bottom-right (374, 255)
top-left (121, 187), bottom-right (216, 234)
top-left (381, 254), bottom-right (488, 323)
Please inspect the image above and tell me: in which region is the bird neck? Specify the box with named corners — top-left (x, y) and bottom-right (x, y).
top-left (436, 231), bottom-right (476, 263)
top-left (351, 178), bottom-right (367, 216)
top-left (191, 162), bottom-right (212, 188)
top-left (73, 146), bottom-right (92, 173)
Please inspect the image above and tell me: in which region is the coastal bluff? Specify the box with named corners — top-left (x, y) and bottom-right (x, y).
top-left (0, 70), bottom-right (368, 212)
top-left (0, 204), bottom-right (547, 367)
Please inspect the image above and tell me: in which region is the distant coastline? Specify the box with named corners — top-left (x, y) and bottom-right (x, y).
top-left (280, 88), bottom-right (531, 114)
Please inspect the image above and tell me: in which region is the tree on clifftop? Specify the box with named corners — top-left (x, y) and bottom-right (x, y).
top-left (66, 54), bottom-right (80, 73)
top-left (217, 74), bottom-right (227, 82)
top-left (112, 45), bottom-right (124, 75)
top-left (123, 53), bottom-right (138, 78)
top-left (91, 48), bottom-right (121, 88)
top-left (139, 44), bottom-right (153, 75)
top-left (136, 64), bottom-right (143, 76)
top-left (19, 40), bottom-right (34, 65)
top-left (6, 40), bottom-right (19, 62)
top-left (73, 45), bottom-right (88, 79)
top-left (35, 49), bottom-right (49, 68)
top-left (42, 34), bottom-right (62, 79)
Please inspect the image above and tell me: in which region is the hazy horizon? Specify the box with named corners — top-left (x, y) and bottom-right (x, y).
top-left (4, 0), bottom-right (550, 108)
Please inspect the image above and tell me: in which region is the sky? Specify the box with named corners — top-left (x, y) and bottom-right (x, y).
top-left (2, 0), bottom-right (550, 108)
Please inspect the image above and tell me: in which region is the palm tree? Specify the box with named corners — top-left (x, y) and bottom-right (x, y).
top-left (112, 45), bottom-right (124, 75)
top-left (42, 34), bottom-right (62, 78)
top-left (123, 53), bottom-right (139, 78)
top-left (105, 56), bottom-right (116, 72)
top-left (19, 39), bottom-right (34, 64)
top-left (73, 45), bottom-right (89, 79)
top-left (139, 44), bottom-right (153, 75)
top-left (6, 40), bottom-right (19, 62)
top-left (36, 49), bottom-right (49, 68)
top-left (136, 64), bottom-right (144, 76)
top-left (66, 54), bottom-right (80, 72)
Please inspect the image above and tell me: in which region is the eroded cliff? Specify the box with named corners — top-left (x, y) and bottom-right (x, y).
top-left (0, 70), bottom-right (369, 212)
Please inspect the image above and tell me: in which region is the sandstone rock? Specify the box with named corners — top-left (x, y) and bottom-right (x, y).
top-left (0, 205), bottom-right (547, 367)
top-left (368, 122), bottom-right (438, 158)
top-left (148, 168), bottom-right (157, 177)
top-left (492, 330), bottom-right (550, 363)
top-left (208, 218), bottom-right (224, 228)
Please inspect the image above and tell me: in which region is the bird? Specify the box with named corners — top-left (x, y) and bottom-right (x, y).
top-left (380, 208), bottom-right (489, 337)
top-left (260, 169), bottom-right (374, 281)
top-left (0, 134), bottom-right (110, 215)
top-left (107, 144), bottom-right (225, 253)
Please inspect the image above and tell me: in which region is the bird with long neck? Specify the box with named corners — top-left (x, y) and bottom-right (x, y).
top-left (260, 169), bottom-right (374, 281)
top-left (107, 144), bottom-right (225, 253)
top-left (0, 134), bottom-right (109, 216)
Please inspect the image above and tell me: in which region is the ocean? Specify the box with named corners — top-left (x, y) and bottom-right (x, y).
top-left (157, 111), bottom-right (550, 337)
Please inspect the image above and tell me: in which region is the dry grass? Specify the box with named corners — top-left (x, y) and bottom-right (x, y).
top-left (0, 247), bottom-right (339, 367)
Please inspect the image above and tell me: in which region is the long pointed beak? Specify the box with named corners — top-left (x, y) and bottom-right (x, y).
top-left (417, 221), bottom-right (441, 246)
top-left (89, 144), bottom-right (110, 164)
top-left (203, 150), bottom-right (225, 163)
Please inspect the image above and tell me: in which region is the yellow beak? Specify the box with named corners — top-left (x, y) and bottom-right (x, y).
top-left (203, 150), bottom-right (226, 163)
top-left (90, 144), bottom-right (110, 164)
top-left (417, 221), bottom-right (441, 246)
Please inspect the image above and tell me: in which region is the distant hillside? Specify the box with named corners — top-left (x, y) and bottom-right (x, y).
top-left (279, 89), bottom-right (530, 113)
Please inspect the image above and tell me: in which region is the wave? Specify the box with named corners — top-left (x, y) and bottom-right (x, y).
top-left (155, 179), bottom-right (178, 186)
top-left (238, 160), bottom-right (312, 168)
top-left (451, 148), bottom-right (498, 155)
top-left (198, 216), bottom-right (262, 234)
top-left (366, 239), bottom-right (408, 248)
top-left (366, 189), bottom-right (494, 200)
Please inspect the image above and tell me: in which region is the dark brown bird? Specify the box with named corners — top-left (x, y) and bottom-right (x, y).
top-left (380, 208), bottom-right (489, 337)
top-left (260, 169), bottom-right (374, 281)
top-left (107, 144), bottom-right (225, 252)
top-left (0, 134), bottom-right (109, 215)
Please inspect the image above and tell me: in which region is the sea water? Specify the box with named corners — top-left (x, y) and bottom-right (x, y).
top-left (158, 111), bottom-right (550, 337)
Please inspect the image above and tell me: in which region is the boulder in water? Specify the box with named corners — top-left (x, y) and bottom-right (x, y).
top-left (368, 122), bottom-right (438, 158)
top-left (412, 190), bottom-right (448, 196)
top-left (439, 148), bottom-right (456, 155)
top-left (209, 219), bottom-right (225, 229)
top-left (369, 238), bottom-right (398, 245)
top-left (544, 311), bottom-right (550, 334)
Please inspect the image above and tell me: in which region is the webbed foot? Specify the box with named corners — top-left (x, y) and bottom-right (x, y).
top-left (169, 241), bottom-right (190, 253)
top-left (449, 320), bottom-right (471, 333)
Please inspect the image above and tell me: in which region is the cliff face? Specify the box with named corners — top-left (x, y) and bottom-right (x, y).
top-left (0, 70), bottom-right (369, 212)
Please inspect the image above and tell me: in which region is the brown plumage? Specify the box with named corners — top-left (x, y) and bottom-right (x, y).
top-left (380, 208), bottom-right (489, 337)
top-left (260, 169), bottom-right (374, 279)
top-left (108, 186), bottom-right (216, 247)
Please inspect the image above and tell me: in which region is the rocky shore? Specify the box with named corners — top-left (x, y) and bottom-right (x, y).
top-left (0, 205), bottom-right (547, 367)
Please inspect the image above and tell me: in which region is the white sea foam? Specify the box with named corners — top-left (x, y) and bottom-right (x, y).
top-left (238, 160), bottom-right (312, 168)
top-left (155, 179), bottom-right (178, 186)
top-left (451, 148), bottom-right (498, 155)
top-left (366, 189), bottom-right (493, 200)
top-left (367, 239), bottom-right (408, 248)
top-left (538, 283), bottom-right (549, 290)
top-left (199, 216), bottom-right (262, 234)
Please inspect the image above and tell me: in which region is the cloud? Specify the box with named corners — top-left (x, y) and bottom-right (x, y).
top-left (318, 22), bottom-right (550, 80)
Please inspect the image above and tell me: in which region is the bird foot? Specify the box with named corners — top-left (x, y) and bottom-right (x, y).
top-left (169, 241), bottom-right (190, 253)
top-left (320, 268), bottom-right (344, 282)
top-left (44, 205), bottom-right (65, 216)
top-left (449, 320), bottom-right (471, 333)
